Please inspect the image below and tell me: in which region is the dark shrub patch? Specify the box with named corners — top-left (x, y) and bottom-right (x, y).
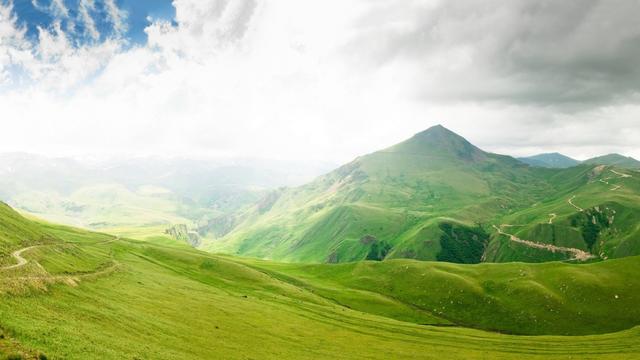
top-left (436, 222), bottom-right (489, 264)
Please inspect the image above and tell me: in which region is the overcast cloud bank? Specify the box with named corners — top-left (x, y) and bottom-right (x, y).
top-left (0, 0), bottom-right (639, 162)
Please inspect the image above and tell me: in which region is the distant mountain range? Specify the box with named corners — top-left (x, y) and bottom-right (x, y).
top-left (205, 125), bottom-right (640, 264)
top-left (0, 154), bottom-right (333, 239)
top-left (518, 153), bottom-right (581, 168)
top-left (2, 128), bottom-right (639, 262)
top-left (519, 152), bottom-right (640, 169)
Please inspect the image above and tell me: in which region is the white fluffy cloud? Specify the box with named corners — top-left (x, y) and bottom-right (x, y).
top-left (0, 0), bottom-right (639, 163)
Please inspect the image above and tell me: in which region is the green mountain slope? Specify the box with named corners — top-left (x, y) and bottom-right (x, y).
top-left (0, 203), bottom-right (60, 265)
top-left (485, 164), bottom-right (640, 262)
top-left (583, 153), bottom-right (640, 169)
top-left (2, 204), bottom-right (640, 358)
top-left (518, 153), bottom-right (580, 168)
top-left (204, 126), bottom-right (640, 264)
top-left (0, 154), bottom-right (333, 244)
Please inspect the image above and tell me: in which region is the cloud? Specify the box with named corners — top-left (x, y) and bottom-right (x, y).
top-left (347, 0), bottom-right (640, 108)
top-left (0, 0), bottom-right (639, 163)
top-left (146, 0), bottom-right (259, 57)
top-left (104, 0), bottom-right (127, 36)
top-left (79, 0), bottom-right (99, 40)
top-left (50, 0), bottom-right (69, 18)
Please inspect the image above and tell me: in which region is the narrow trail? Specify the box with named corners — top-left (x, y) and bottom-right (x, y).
top-left (568, 195), bottom-right (584, 212)
top-left (1, 246), bottom-right (41, 271)
top-left (493, 167), bottom-right (633, 261)
top-left (1, 236), bottom-right (121, 275)
top-left (611, 169), bottom-right (632, 178)
top-left (493, 225), bottom-right (595, 261)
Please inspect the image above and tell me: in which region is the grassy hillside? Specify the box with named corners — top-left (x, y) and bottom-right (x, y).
top-left (204, 126), bottom-right (640, 264)
top-left (0, 203), bottom-right (60, 266)
top-left (2, 204), bottom-right (640, 358)
top-left (583, 153), bottom-right (640, 169)
top-left (8, 183), bottom-right (203, 243)
top-left (0, 154), bottom-right (333, 245)
top-left (485, 165), bottom-right (640, 262)
top-left (247, 256), bottom-right (640, 336)
top-left (205, 125), bottom-right (553, 262)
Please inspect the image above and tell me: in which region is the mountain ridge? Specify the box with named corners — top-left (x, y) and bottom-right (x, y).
top-left (584, 153), bottom-right (640, 169)
top-left (203, 125), bottom-right (640, 265)
top-left (519, 153), bottom-right (580, 168)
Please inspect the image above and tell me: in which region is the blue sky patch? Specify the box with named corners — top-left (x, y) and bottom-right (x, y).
top-left (11, 0), bottom-right (175, 45)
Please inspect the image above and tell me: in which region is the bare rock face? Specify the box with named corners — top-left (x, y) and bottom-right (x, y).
top-left (165, 224), bottom-right (201, 247)
top-left (199, 215), bottom-right (237, 238)
top-left (359, 235), bottom-right (377, 245)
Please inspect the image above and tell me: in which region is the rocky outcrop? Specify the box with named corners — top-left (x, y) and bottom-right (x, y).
top-left (165, 224), bottom-right (201, 247)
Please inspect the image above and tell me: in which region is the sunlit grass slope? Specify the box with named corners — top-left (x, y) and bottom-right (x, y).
top-left (206, 126), bottom-right (640, 264)
top-left (246, 256), bottom-right (640, 336)
top-left (486, 164), bottom-right (640, 262)
top-left (0, 203), bottom-right (60, 265)
top-left (1, 205), bottom-right (640, 359)
top-left (206, 125), bottom-right (556, 263)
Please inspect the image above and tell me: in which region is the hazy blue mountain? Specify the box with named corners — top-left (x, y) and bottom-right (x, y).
top-left (0, 153), bottom-right (334, 239)
top-left (518, 153), bottom-right (580, 168)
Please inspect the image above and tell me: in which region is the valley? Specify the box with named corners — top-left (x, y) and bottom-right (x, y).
top-left (1, 204), bottom-right (640, 359)
top-left (2, 1), bottom-right (640, 358)
top-left (1, 126), bottom-right (640, 359)
top-left (204, 126), bottom-right (640, 265)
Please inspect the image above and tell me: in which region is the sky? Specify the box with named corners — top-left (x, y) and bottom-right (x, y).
top-left (1, 0), bottom-right (640, 163)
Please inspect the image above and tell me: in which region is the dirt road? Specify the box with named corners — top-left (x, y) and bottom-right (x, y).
top-left (493, 225), bottom-right (595, 261)
top-left (1, 236), bottom-right (119, 272)
top-left (611, 169), bottom-right (632, 178)
top-left (1, 246), bottom-right (40, 271)
top-left (568, 195), bottom-right (584, 212)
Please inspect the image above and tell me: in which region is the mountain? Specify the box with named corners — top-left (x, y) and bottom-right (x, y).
top-left (518, 153), bottom-right (580, 168)
top-left (2, 201), bottom-right (640, 358)
top-left (583, 153), bottom-right (640, 169)
top-left (204, 125), bottom-right (550, 262)
top-left (204, 125), bottom-right (640, 264)
top-left (0, 154), bottom-right (333, 242)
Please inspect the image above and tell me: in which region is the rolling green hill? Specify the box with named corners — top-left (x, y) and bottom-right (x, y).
top-left (485, 164), bottom-right (640, 263)
top-left (583, 153), bottom-right (640, 169)
top-left (204, 126), bottom-right (640, 264)
top-left (1, 203), bottom-right (640, 359)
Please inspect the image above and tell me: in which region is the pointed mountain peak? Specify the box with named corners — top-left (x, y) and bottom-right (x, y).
top-left (415, 124), bottom-right (453, 136)
top-left (388, 125), bottom-right (486, 162)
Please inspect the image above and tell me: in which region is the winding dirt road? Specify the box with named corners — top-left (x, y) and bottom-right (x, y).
top-left (1, 246), bottom-right (40, 271)
top-left (611, 169), bottom-right (632, 178)
top-left (568, 195), bottom-right (584, 212)
top-left (493, 225), bottom-right (595, 261)
top-left (1, 236), bottom-right (120, 272)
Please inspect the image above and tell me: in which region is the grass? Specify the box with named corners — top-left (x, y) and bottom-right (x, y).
top-left (246, 256), bottom-right (640, 335)
top-left (1, 207), bottom-right (640, 358)
top-left (206, 127), bottom-right (640, 265)
top-left (488, 165), bottom-right (640, 262)
top-left (206, 127), bottom-right (555, 263)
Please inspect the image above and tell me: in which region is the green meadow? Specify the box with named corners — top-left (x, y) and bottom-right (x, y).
top-left (1, 203), bottom-right (640, 359)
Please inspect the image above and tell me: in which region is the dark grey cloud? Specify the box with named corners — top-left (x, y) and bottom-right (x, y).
top-left (347, 0), bottom-right (640, 108)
